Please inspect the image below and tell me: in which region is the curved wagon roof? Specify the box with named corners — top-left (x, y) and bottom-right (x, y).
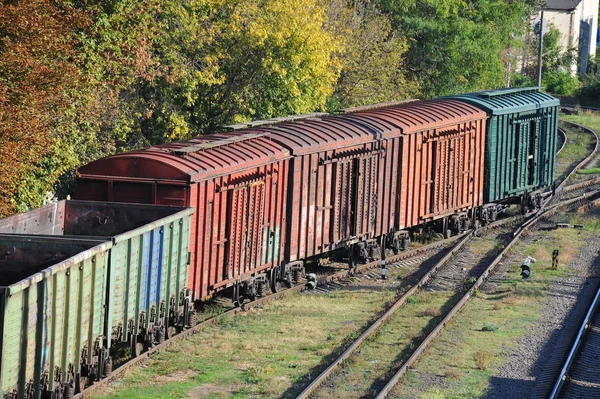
top-left (78, 133), bottom-right (290, 182)
top-left (78, 98), bottom-right (487, 180)
top-left (447, 87), bottom-right (560, 115)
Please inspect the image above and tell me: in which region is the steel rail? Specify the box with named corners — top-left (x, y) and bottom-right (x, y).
top-left (373, 191), bottom-right (600, 399)
top-left (74, 226), bottom-right (465, 398)
top-left (556, 127), bottom-right (567, 155)
top-left (295, 215), bottom-right (524, 399)
top-left (561, 104), bottom-right (600, 113)
top-left (553, 121), bottom-right (599, 195)
top-left (295, 233), bottom-right (474, 399)
top-left (548, 279), bottom-right (600, 399)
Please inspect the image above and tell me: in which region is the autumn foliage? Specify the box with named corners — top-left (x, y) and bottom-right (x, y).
top-left (0, 0), bottom-right (539, 216)
top-left (0, 0), bottom-right (88, 216)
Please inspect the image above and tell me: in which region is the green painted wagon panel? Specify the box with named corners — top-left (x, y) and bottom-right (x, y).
top-left (0, 201), bottom-right (194, 351)
top-left (449, 88), bottom-right (559, 203)
top-left (0, 236), bottom-right (111, 397)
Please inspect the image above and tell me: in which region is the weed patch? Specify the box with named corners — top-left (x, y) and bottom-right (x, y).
top-left (473, 351), bottom-right (493, 370)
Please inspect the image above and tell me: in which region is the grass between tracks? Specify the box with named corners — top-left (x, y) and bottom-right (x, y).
top-left (556, 119), bottom-right (596, 182)
top-left (561, 111), bottom-right (600, 175)
top-left (93, 289), bottom-right (397, 398)
top-left (391, 208), bottom-right (600, 399)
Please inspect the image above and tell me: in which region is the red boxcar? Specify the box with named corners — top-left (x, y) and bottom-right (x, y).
top-left (341, 99), bottom-right (487, 236)
top-left (77, 133), bottom-right (291, 301)
top-left (251, 118), bottom-right (384, 263)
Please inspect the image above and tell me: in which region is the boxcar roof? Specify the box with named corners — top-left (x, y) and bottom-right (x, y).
top-left (78, 132), bottom-right (290, 182)
top-left (448, 87), bottom-right (560, 115)
top-left (341, 99), bottom-right (486, 136)
top-left (258, 99), bottom-right (485, 154)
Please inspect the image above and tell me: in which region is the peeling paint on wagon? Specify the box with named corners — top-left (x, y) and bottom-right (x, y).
top-left (0, 236), bottom-right (111, 398)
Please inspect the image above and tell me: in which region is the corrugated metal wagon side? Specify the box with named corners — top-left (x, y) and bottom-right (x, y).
top-left (0, 236), bottom-right (111, 399)
top-left (448, 87), bottom-right (559, 207)
top-left (77, 134), bottom-right (291, 303)
top-left (261, 118), bottom-right (386, 268)
top-left (0, 201), bottom-right (195, 364)
top-left (344, 99), bottom-right (487, 239)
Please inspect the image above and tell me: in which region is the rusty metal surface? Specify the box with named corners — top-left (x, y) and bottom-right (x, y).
top-left (282, 142), bottom-right (383, 261)
top-left (188, 159), bottom-right (289, 300)
top-left (393, 116), bottom-right (487, 228)
top-left (77, 132), bottom-right (290, 184)
top-left (77, 134), bottom-right (291, 301)
top-left (342, 99), bottom-right (487, 136)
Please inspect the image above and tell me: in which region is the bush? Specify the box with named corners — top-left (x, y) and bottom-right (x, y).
top-left (511, 73), bottom-right (535, 88)
top-left (578, 75), bottom-right (600, 106)
top-left (543, 71), bottom-right (579, 95)
top-left (473, 350), bottom-right (493, 370)
top-left (481, 322), bottom-right (499, 332)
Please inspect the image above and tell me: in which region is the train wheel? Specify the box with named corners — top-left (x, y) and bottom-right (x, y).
top-left (270, 266), bottom-right (282, 293)
top-left (130, 335), bottom-right (144, 358)
top-left (232, 283), bottom-right (243, 306)
top-left (166, 325), bottom-right (178, 339)
top-left (165, 317), bottom-right (177, 339)
top-left (257, 280), bottom-right (267, 297)
top-left (61, 383), bottom-right (74, 399)
top-left (156, 327), bottom-right (165, 345)
top-left (103, 357), bottom-right (113, 377)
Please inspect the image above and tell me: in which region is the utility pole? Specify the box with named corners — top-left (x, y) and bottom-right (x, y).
top-left (537, 10), bottom-right (545, 86)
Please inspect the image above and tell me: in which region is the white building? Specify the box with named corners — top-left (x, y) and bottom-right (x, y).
top-left (541, 0), bottom-right (599, 74)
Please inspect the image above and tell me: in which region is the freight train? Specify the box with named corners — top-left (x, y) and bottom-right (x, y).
top-left (0, 87), bottom-right (559, 398)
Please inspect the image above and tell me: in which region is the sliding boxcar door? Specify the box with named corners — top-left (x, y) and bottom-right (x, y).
top-left (332, 159), bottom-right (354, 243)
top-left (225, 181), bottom-right (266, 280)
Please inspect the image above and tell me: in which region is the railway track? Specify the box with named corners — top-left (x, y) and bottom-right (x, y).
top-left (552, 120), bottom-right (600, 198)
top-left (296, 191), bottom-right (600, 399)
top-left (296, 219), bottom-right (518, 399)
top-left (73, 224), bottom-right (464, 398)
top-left (548, 261), bottom-right (600, 399)
top-left (557, 127), bottom-right (567, 155)
top-left (75, 206), bottom-right (597, 399)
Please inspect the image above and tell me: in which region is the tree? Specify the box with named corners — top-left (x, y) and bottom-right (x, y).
top-left (79, 0), bottom-right (341, 144)
top-left (0, 0), bottom-right (89, 216)
top-left (325, 0), bottom-right (418, 109)
top-left (378, 0), bottom-right (538, 97)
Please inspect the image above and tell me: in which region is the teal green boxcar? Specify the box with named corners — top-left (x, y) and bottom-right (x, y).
top-left (448, 87), bottom-right (559, 203)
top-left (0, 201), bottom-right (194, 396)
top-left (0, 236), bottom-right (112, 398)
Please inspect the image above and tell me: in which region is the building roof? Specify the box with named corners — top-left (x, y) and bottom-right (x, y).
top-left (543, 0), bottom-right (582, 11)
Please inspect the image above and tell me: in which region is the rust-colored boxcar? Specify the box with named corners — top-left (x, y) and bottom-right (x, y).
top-left (255, 119), bottom-right (384, 262)
top-left (341, 99), bottom-right (487, 234)
top-left (77, 133), bottom-right (291, 301)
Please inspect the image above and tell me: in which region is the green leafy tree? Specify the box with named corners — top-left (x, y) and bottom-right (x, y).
top-left (378, 0), bottom-right (538, 97)
top-left (80, 0), bottom-right (341, 144)
top-left (325, 0), bottom-right (418, 109)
